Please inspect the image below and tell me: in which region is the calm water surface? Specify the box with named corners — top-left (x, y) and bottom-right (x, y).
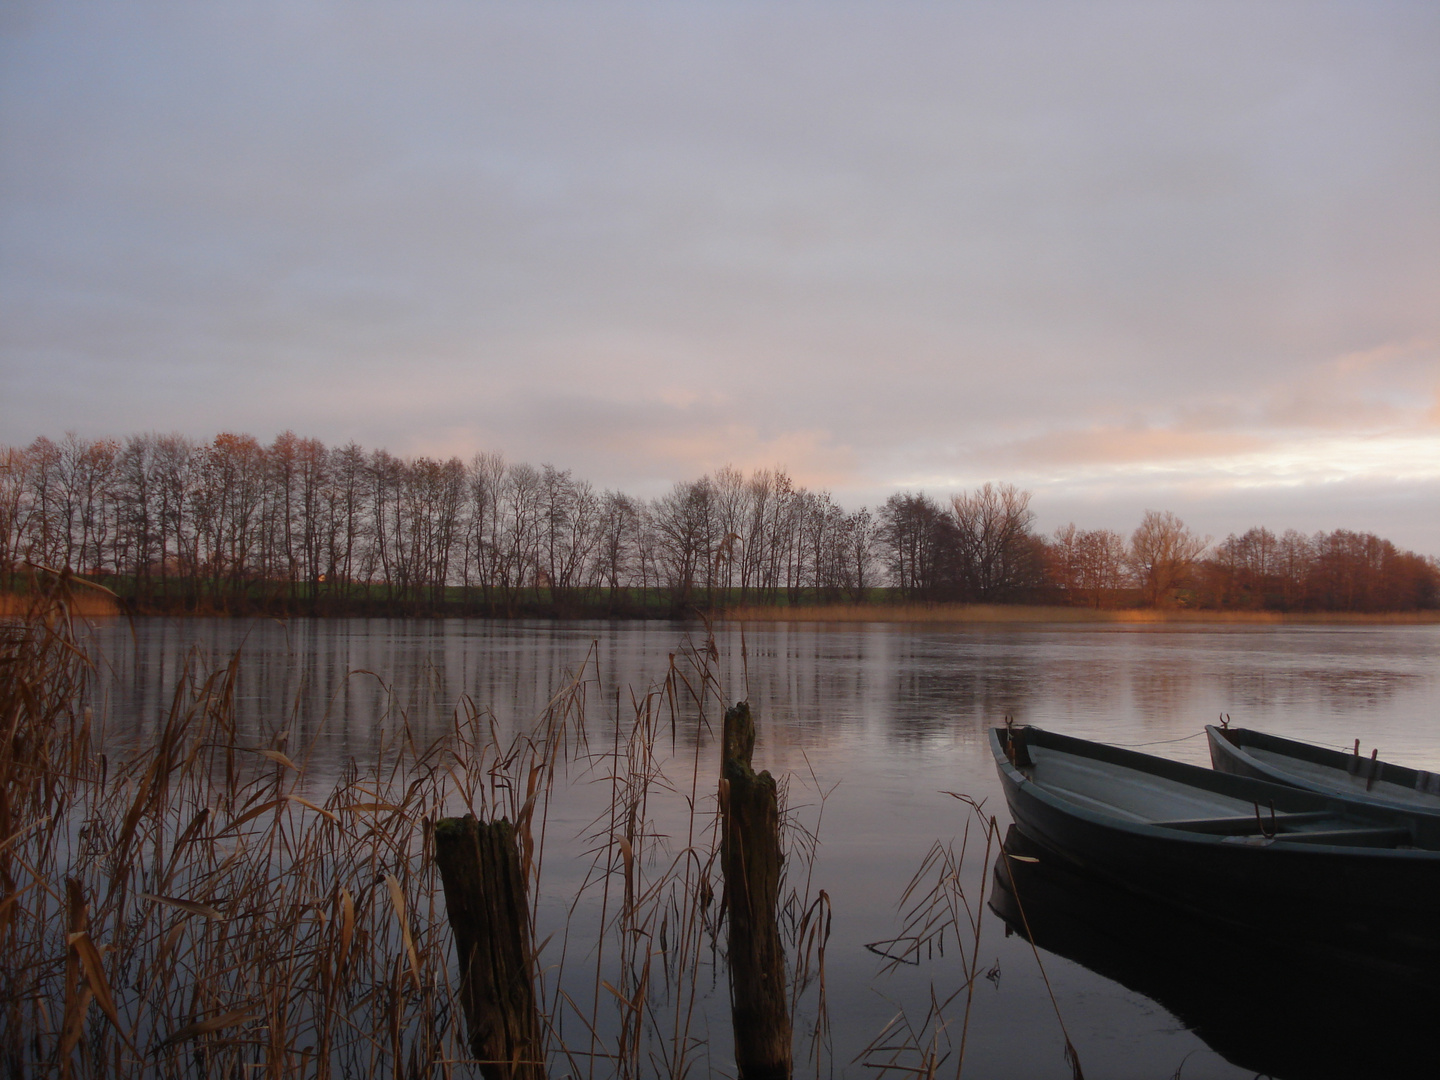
top-left (86, 617), bottom-right (1440, 1080)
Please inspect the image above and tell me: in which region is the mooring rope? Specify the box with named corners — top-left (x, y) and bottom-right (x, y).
top-left (1104, 730), bottom-right (1207, 748)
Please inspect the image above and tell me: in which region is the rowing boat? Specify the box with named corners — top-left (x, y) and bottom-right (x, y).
top-left (990, 724), bottom-right (1440, 959)
top-left (1206, 724), bottom-right (1440, 816)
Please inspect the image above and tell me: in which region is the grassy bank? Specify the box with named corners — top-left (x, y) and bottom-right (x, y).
top-left (5, 586), bottom-right (1436, 626)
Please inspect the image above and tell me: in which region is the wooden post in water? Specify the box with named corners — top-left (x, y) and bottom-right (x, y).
top-left (433, 814), bottom-right (546, 1080)
top-left (720, 701), bottom-right (792, 1080)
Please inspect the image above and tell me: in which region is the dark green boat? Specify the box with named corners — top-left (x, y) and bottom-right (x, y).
top-left (991, 724), bottom-right (1440, 967)
top-left (1206, 723), bottom-right (1440, 817)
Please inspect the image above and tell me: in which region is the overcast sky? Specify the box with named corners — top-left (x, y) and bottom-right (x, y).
top-left (2, 2), bottom-right (1437, 551)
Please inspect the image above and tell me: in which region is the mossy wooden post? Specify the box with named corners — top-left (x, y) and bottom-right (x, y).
top-left (433, 814), bottom-right (546, 1080)
top-left (720, 701), bottom-right (792, 1080)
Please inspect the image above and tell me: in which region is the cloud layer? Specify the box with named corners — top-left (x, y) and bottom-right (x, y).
top-left (3, 2), bottom-right (1437, 549)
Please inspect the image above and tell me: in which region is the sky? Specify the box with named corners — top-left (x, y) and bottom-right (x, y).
top-left (2, 2), bottom-right (1437, 552)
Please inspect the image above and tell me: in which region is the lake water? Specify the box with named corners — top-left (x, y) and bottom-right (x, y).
top-left (85, 617), bottom-right (1440, 1079)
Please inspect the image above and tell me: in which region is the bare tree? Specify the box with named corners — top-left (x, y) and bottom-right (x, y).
top-left (1203, 527), bottom-right (1281, 609)
top-left (458, 451), bottom-right (501, 607)
top-left (291, 437), bottom-right (329, 605)
top-left (633, 501), bottom-right (660, 609)
top-left (836, 506), bottom-right (877, 601)
top-left (152, 434), bottom-right (199, 604)
top-left (202, 433), bottom-right (268, 602)
top-left (878, 492), bottom-right (950, 600)
top-left (949, 483), bottom-right (1042, 601)
top-left (535, 465), bottom-right (600, 607)
top-left (14, 425), bottom-right (1433, 617)
top-left (366, 448), bottom-right (406, 600)
top-left (54, 434), bottom-right (121, 577)
top-left (493, 463), bottom-right (544, 612)
top-left (114, 435), bottom-right (161, 600)
top-left (1273, 529), bottom-right (1313, 611)
top-left (1049, 524), bottom-right (1129, 608)
top-left (652, 478), bottom-right (714, 611)
top-left (739, 468), bottom-right (778, 602)
top-left (595, 490), bottom-right (640, 611)
top-left (22, 437), bottom-right (63, 569)
top-left (422, 457), bottom-right (468, 602)
top-left (709, 465), bottom-right (750, 599)
top-left (0, 445), bottom-right (36, 589)
top-left (1203, 526), bottom-right (1439, 613)
top-left (266, 432), bottom-right (301, 598)
top-left (742, 468), bottom-right (806, 604)
top-left (321, 442), bottom-right (368, 597)
top-left (1129, 510), bottom-right (1209, 608)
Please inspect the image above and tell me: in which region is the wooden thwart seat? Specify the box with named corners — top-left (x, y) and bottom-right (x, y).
top-left (1157, 811), bottom-right (1412, 847)
top-left (1158, 811), bottom-right (1332, 835)
top-left (1268, 826), bottom-right (1412, 847)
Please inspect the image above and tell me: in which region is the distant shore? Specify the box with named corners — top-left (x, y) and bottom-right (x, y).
top-left (719, 603), bottom-right (1440, 626)
top-left (4, 591), bottom-right (1437, 626)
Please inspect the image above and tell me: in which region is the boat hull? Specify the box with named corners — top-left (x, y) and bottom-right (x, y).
top-left (992, 726), bottom-right (1440, 961)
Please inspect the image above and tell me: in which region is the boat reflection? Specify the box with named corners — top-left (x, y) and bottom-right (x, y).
top-left (989, 825), bottom-right (1432, 1080)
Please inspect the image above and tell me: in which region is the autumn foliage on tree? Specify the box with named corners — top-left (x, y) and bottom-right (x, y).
top-left (1127, 510), bottom-right (1211, 608)
top-left (1046, 524), bottom-right (1128, 609)
top-left (1196, 526), bottom-right (1438, 613)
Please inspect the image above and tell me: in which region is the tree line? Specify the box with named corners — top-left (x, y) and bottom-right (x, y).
top-left (1, 432), bottom-right (1435, 615)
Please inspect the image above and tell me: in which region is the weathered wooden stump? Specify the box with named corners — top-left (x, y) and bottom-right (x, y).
top-left (720, 701), bottom-right (792, 1080)
top-left (433, 815), bottom-right (546, 1080)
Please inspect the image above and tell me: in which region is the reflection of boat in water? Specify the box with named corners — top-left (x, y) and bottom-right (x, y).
top-left (989, 825), bottom-right (1433, 1080)
top-left (1207, 723), bottom-right (1440, 816)
top-left (990, 724), bottom-right (1440, 968)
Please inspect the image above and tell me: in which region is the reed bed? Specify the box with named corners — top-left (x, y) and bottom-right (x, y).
top-left (1, 574), bottom-right (1079, 1079)
top-left (2, 580), bottom-right (470, 1076)
top-left (0, 588), bottom-right (121, 620)
top-left (0, 578), bottom-right (849, 1078)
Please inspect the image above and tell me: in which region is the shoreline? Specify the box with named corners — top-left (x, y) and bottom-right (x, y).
top-left (720, 603), bottom-right (1440, 625)
top-left (4, 591), bottom-right (1437, 626)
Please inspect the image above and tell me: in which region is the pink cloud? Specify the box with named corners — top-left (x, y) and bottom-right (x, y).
top-left (617, 424), bottom-right (860, 491)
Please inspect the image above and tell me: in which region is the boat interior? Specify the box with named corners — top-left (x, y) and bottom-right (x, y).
top-left (1025, 745), bottom-right (1416, 849)
top-left (1242, 744), bottom-right (1440, 810)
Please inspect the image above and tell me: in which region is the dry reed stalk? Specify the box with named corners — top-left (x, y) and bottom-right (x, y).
top-left (855, 795), bottom-right (1082, 1080)
top-left (2, 575), bottom-right (469, 1077)
top-left (552, 648), bottom-right (722, 1080)
top-left (2, 584), bottom-right (848, 1079)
